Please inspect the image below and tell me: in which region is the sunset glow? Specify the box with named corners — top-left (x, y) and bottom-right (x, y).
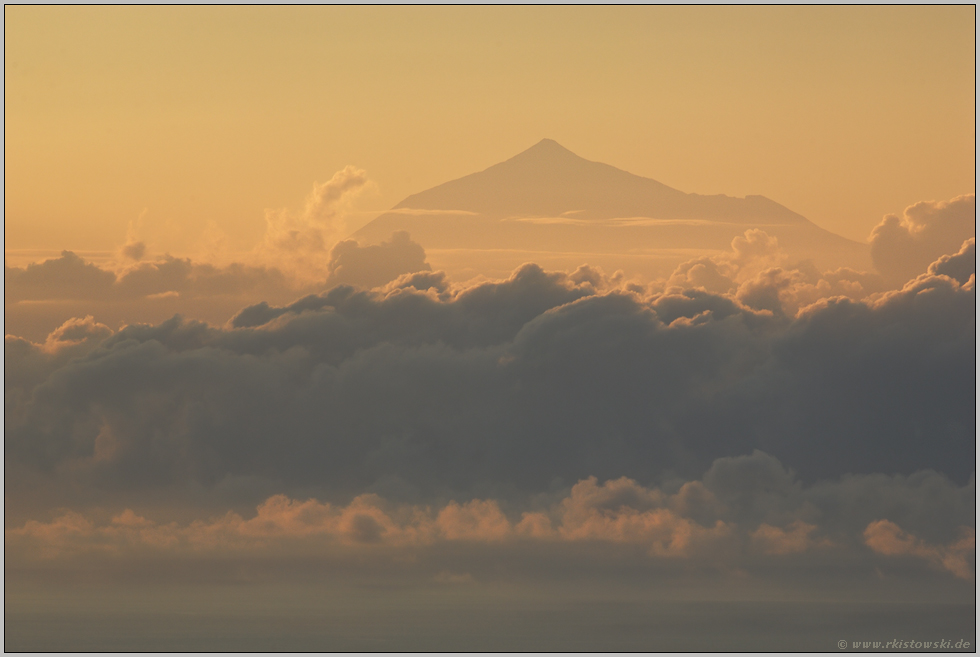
top-left (5, 6), bottom-right (975, 652)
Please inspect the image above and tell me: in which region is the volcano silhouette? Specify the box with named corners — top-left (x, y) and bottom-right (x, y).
top-left (355, 139), bottom-right (870, 278)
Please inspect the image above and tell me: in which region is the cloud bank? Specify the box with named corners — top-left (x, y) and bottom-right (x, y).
top-left (6, 233), bottom-right (974, 515)
top-left (5, 237), bottom-right (432, 342)
top-left (5, 193), bottom-right (974, 602)
top-left (7, 451), bottom-right (974, 585)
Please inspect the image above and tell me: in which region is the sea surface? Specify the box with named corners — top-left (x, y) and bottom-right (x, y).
top-left (5, 597), bottom-right (975, 652)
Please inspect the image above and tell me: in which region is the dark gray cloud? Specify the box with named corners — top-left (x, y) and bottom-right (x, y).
top-left (6, 247), bottom-right (974, 512)
top-left (928, 238), bottom-right (975, 285)
top-left (4, 232), bottom-right (435, 341)
top-left (5, 252), bottom-right (291, 303)
top-left (121, 240), bottom-right (147, 261)
top-left (324, 231), bottom-right (430, 289)
top-left (5, 251), bottom-right (116, 300)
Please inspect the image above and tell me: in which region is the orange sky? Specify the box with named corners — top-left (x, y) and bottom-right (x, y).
top-left (5, 6), bottom-right (975, 257)
top-left (5, 10), bottom-right (977, 640)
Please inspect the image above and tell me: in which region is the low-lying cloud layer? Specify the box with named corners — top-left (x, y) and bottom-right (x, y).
top-left (7, 451), bottom-right (974, 585)
top-left (5, 233), bottom-right (432, 341)
top-left (6, 232), bottom-right (432, 306)
top-left (4, 165), bottom-right (429, 341)
top-left (6, 191), bottom-right (973, 339)
top-left (6, 233), bottom-right (974, 508)
top-left (5, 251), bottom-right (291, 303)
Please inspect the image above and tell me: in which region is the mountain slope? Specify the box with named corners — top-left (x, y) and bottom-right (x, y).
top-left (355, 139), bottom-right (870, 278)
top-left (395, 138), bottom-right (806, 224)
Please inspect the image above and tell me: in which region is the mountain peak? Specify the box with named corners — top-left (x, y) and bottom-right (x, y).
top-left (528, 138), bottom-right (572, 152)
top-left (358, 140), bottom-right (869, 273)
top-left (391, 139), bottom-right (684, 216)
top-left (386, 139), bottom-right (817, 234)
top-left (508, 138), bottom-right (583, 163)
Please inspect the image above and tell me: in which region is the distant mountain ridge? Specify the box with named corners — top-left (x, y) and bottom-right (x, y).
top-left (395, 138), bottom-right (809, 224)
top-left (355, 139), bottom-right (870, 278)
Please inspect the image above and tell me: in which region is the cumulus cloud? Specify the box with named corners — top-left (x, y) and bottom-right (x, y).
top-left (664, 229), bottom-right (888, 318)
top-left (4, 166), bottom-right (397, 340)
top-left (864, 520), bottom-right (975, 580)
top-left (121, 241), bottom-right (147, 261)
top-left (869, 194), bottom-right (976, 284)
top-left (5, 191), bottom-right (974, 599)
top-left (257, 166), bottom-right (373, 281)
top-left (119, 219), bottom-right (147, 262)
top-left (667, 256), bottom-right (737, 295)
top-left (3, 251), bottom-right (306, 342)
top-left (550, 476), bottom-right (732, 557)
top-left (5, 251), bottom-right (116, 301)
top-left (751, 520), bottom-right (823, 556)
top-left (5, 233), bottom-right (433, 341)
top-left (666, 228), bottom-right (784, 294)
top-left (5, 317), bottom-right (115, 423)
top-left (4, 252), bottom-right (292, 303)
top-left (324, 231), bottom-right (431, 289)
top-left (928, 238), bottom-right (975, 286)
top-left (5, 248), bottom-right (974, 517)
top-left (6, 452), bottom-right (973, 583)
top-left (37, 315), bottom-right (114, 354)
